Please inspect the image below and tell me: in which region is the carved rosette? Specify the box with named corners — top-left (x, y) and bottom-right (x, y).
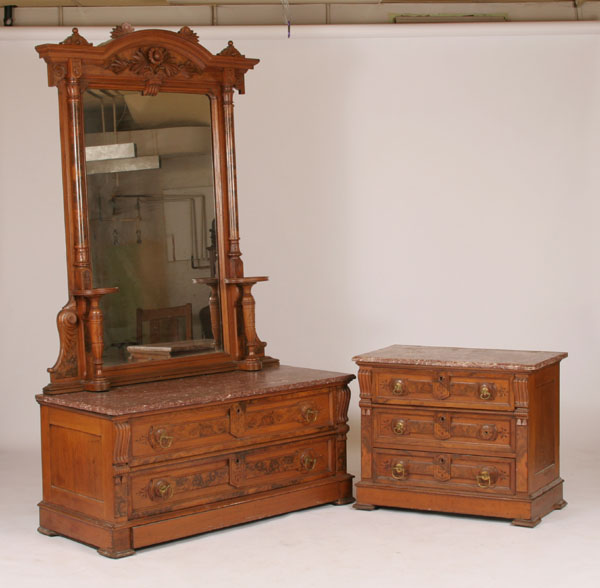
top-left (107, 46), bottom-right (203, 96)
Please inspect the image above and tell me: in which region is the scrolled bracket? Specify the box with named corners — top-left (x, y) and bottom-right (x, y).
top-left (45, 299), bottom-right (80, 390)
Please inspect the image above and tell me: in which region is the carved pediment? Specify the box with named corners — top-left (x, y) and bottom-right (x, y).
top-left (106, 46), bottom-right (204, 96)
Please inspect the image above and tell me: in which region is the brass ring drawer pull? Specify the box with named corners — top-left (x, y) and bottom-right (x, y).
top-left (479, 384), bottom-right (492, 400)
top-left (155, 429), bottom-right (174, 449)
top-left (392, 461), bottom-right (408, 480)
top-left (476, 468), bottom-right (495, 488)
top-left (392, 380), bottom-right (405, 396)
top-left (153, 480), bottom-right (173, 500)
top-left (302, 408), bottom-right (319, 424)
top-left (393, 420), bottom-right (406, 435)
top-left (301, 455), bottom-right (317, 471)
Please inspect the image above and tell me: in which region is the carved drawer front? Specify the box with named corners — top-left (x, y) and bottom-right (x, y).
top-left (374, 369), bottom-right (513, 411)
top-left (130, 436), bottom-right (334, 517)
top-left (131, 389), bottom-right (333, 460)
top-left (229, 389), bottom-right (333, 439)
top-left (131, 405), bottom-right (231, 459)
top-left (372, 408), bottom-right (515, 454)
top-left (372, 449), bottom-right (515, 495)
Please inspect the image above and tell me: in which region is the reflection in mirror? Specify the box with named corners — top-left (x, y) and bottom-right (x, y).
top-left (83, 90), bottom-right (221, 366)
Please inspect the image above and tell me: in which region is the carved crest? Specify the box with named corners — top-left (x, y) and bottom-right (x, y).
top-left (219, 41), bottom-right (244, 58)
top-left (178, 26), bottom-right (199, 44)
top-left (60, 27), bottom-right (92, 47)
top-left (111, 23), bottom-right (135, 39)
top-left (107, 46), bottom-right (203, 96)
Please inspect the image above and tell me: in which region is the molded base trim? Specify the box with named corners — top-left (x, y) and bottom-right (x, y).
top-left (39, 474), bottom-right (354, 555)
top-left (355, 478), bottom-right (564, 525)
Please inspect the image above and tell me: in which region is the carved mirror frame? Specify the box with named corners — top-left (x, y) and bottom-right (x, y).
top-left (37, 25), bottom-right (272, 394)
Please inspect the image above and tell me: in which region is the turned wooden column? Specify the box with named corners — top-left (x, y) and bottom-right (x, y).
top-left (192, 277), bottom-right (222, 348)
top-left (225, 277), bottom-right (268, 370)
top-left (74, 287), bottom-right (118, 391)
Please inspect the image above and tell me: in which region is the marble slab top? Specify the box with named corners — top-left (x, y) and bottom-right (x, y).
top-left (353, 345), bottom-right (567, 371)
top-left (36, 365), bottom-right (354, 416)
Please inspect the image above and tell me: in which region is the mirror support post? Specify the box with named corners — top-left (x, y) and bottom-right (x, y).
top-left (223, 71), bottom-right (243, 278)
top-left (65, 58), bottom-right (93, 293)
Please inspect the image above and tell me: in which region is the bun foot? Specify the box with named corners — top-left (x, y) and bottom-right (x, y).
top-left (511, 517), bottom-right (542, 528)
top-left (332, 496), bottom-right (355, 506)
top-left (353, 502), bottom-right (378, 511)
top-left (37, 526), bottom-right (58, 537)
top-left (97, 548), bottom-right (135, 559)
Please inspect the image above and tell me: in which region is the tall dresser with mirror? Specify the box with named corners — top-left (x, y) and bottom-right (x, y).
top-left (35, 25), bottom-right (353, 557)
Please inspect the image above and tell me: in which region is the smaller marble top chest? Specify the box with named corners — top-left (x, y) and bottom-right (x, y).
top-left (352, 345), bottom-right (567, 527)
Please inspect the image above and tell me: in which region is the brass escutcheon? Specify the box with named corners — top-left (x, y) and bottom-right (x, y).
top-left (479, 384), bottom-right (492, 400)
top-left (478, 424), bottom-right (498, 441)
top-left (301, 455), bottom-right (317, 471)
top-left (302, 407), bottom-right (319, 424)
top-left (393, 419), bottom-right (406, 435)
top-left (392, 380), bottom-right (404, 396)
top-left (392, 461), bottom-right (407, 480)
top-left (476, 468), bottom-right (493, 488)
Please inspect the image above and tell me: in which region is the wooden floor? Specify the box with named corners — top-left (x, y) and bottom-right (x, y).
top-left (3, 447), bottom-right (598, 587)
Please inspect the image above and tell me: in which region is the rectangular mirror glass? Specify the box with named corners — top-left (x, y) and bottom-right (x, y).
top-left (83, 90), bottom-right (221, 366)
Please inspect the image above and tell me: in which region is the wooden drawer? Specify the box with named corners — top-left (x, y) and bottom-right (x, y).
top-left (372, 448), bottom-right (515, 495)
top-left (131, 388), bottom-right (334, 459)
top-left (372, 407), bottom-right (515, 454)
top-left (373, 369), bottom-right (513, 411)
top-left (130, 436), bottom-right (335, 517)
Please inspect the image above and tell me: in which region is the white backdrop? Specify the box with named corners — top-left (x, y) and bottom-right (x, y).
top-left (1, 25), bottom-right (598, 487)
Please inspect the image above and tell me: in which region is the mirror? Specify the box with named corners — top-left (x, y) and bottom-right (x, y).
top-left (36, 26), bottom-right (267, 393)
top-left (83, 91), bottom-right (221, 365)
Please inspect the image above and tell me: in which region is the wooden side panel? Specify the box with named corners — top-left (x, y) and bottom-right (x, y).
top-left (528, 364), bottom-right (560, 493)
top-left (42, 406), bottom-right (113, 520)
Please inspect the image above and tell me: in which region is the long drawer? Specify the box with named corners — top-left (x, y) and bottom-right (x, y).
top-left (130, 388), bottom-right (334, 460)
top-left (130, 435), bottom-right (335, 517)
top-left (372, 407), bottom-right (515, 454)
top-left (373, 369), bottom-right (513, 411)
top-left (372, 448), bottom-right (515, 496)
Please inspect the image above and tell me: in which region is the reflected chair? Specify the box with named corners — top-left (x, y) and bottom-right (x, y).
top-left (136, 303), bottom-right (193, 344)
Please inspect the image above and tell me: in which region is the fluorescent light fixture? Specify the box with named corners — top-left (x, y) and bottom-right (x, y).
top-left (86, 155), bottom-right (161, 175)
top-left (85, 143), bottom-right (136, 162)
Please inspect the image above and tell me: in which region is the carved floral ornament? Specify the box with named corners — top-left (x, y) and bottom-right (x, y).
top-left (107, 46), bottom-right (203, 96)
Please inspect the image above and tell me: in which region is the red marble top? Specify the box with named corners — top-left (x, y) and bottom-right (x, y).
top-left (36, 365), bottom-right (354, 416)
top-left (353, 345), bottom-right (567, 371)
